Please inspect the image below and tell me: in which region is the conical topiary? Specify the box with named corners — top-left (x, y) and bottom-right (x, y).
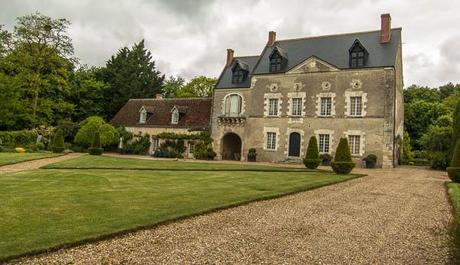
top-left (51, 129), bottom-right (65, 153)
top-left (447, 139), bottom-right (460, 183)
top-left (88, 131), bottom-right (103, 155)
top-left (330, 137), bottom-right (355, 174)
top-left (303, 136), bottom-right (321, 169)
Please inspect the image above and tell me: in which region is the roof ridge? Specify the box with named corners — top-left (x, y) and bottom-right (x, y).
top-left (276, 27), bottom-right (402, 43)
top-left (234, 55), bottom-right (259, 58)
top-left (129, 97), bottom-right (212, 101)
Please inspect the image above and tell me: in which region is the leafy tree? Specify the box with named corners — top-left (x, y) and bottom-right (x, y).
top-left (404, 85), bottom-right (440, 104)
top-left (303, 136), bottom-right (321, 169)
top-left (98, 40), bottom-right (164, 118)
top-left (88, 131), bottom-right (103, 155)
top-left (176, 76), bottom-right (216, 98)
top-left (163, 75), bottom-right (185, 98)
top-left (74, 116), bottom-right (119, 148)
top-left (0, 25), bottom-right (12, 58)
top-left (402, 131), bottom-right (413, 162)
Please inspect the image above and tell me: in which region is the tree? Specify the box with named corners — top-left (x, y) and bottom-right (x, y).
top-left (74, 116), bottom-right (119, 148)
top-left (51, 128), bottom-right (65, 153)
top-left (176, 76), bottom-right (216, 98)
top-left (453, 100), bottom-right (460, 147)
top-left (448, 140), bottom-right (460, 183)
top-left (163, 76), bottom-right (185, 98)
top-left (404, 85), bottom-right (440, 104)
top-left (402, 131), bottom-right (413, 162)
top-left (0, 25), bottom-right (12, 58)
top-left (303, 136), bottom-right (321, 169)
top-left (99, 40), bottom-right (164, 118)
top-left (330, 137), bottom-right (355, 174)
top-left (88, 131), bottom-right (103, 155)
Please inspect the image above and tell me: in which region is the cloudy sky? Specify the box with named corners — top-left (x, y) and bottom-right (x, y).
top-left (0, 0), bottom-right (459, 87)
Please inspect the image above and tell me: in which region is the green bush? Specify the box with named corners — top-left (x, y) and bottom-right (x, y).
top-left (247, 148), bottom-right (257, 162)
top-left (402, 131), bottom-right (414, 163)
top-left (74, 116), bottom-right (119, 148)
top-left (88, 131), bottom-right (103, 155)
top-left (320, 153), bottom-right (332, 166)
top-left (303, 136), bottom-right (321, 169)
top-left (0, 130), bottom-right (38, 147)
top-left (51, 129), bottom-right (65, 153)
top-left (448, 140), bottom-right (460, 183)
top-left (153, 139), bottom-right (186, 158)
top-left (125, 135), bottom-right (151, 155)
top-left (420, 125), bottom-right (452, 169)
top-left (363, 154), bottom-right (377, 168)
top-left (331, 137), bottom-right (355, 174)
top-left (193, 141), bottom-right (216, 160)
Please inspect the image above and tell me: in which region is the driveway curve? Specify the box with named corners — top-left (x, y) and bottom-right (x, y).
top-left (10, 167), bottom-right (454, 264)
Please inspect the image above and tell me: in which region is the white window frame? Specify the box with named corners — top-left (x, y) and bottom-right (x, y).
top-left (314, 129), bottom-right (334, 154)
top-left (268, 98), bottom-right (279, 116)
top-left (263, 127), bottom-right (280, 151)
top-left (350, 96), bottom-right (363, 116)
top-left (345, 91), bottom-right (367, 117)
top-left (315, 92), bottom-right (336, 117)
top-left (291, 98), bottom-right (302, 116)
top-left (319, 134), bottom-right (330, 154)
top-left (139, 107), bottom-right (147, 124)
top-left (171, 109), bottom-right (179, 124)
top-left (264, 93), bottom-right (282, 117)
top-left (287, 92), bottom-right (306, 117)
top-left (344, 130), bottom-right (366, 156)
top-left (348, 135), bottom-right (361, 155)
top-left (320, 97), bottom-right (332, 116)
top-left (223, 94), bottom-right (243, 117)
top-left (266, 132), bottom-right (277, 150)
top-left (188, 142), bottom-right (194, 154)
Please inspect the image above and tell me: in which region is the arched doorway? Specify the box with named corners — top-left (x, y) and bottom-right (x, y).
top-left (288, 132), bottom-right (301, 157)
top-left (222, 133), bottom-right (242, 160)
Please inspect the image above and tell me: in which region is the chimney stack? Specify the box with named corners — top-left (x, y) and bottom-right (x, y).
top-left (380, 13), bottom-right (391, 43)
top-left (226, 48), bottom-right (234, 67)
top-left (267, 31), bottom-right (276, 47)
top-left (155, 94), bottom-right (163, 99)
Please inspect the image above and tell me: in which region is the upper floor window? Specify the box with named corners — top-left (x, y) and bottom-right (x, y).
top-left (269, 46), bottom-right (287, 73)
top-left (268, 98), bottom-right (279, 116)
top-left (224, 94), bottom-right (242, 117)
top-left (320, 97), bottom-right (332, 116)
top-left (349, 39), bottom-right (368, 68)
top-left (139, 108), bottom-right (147, 124)
top-left (232, 63), bottom-right (248, 84)
top-left (171, 109), bottom-right (179, 124)
top-left (350, 96), bottom-right (363, 116)
top-left (291, 98), bottom-right (302, 116)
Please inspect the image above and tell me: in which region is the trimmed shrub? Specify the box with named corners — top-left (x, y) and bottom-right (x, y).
top-left (303, 136), bottom-right (321, 169)
top-left (193, 141), bottom-right (216, 160)
top-left (331, 137), bottom-right (355, 174)
top-left (247, 148), bottom-right (257, 162)
top-left (74, 116), bottom-right (119, 148)
top-left (0, 130), bottom-right (38, 147)
top-left (51, 129), bottom-right (65, 153)
top-left (448, 140), bottom-right (460, 183)
top-left (88, 131), bottom-right (103, 155)
top-left (363, 154), bottom-right (377, 168)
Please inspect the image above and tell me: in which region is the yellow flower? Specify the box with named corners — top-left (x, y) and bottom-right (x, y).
top-left (15, 147), bottom-right (26, 153)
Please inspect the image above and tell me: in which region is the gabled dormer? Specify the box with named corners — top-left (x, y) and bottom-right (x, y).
top-left (269, 46), bottom-right (288, 73)
top-left (139, 106), bottom-right (148, 124)
top-left (349, 39), bottom-right (369, 68)
top-left (232, 59), bottom-right (249, 84)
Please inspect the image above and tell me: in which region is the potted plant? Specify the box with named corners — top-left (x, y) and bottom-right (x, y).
top-left (247, 148), bottom-right (257, 162)
top-left (363, 154), bottom-right (377, 168)
top-left (320, 153), bottom-right (332, 166)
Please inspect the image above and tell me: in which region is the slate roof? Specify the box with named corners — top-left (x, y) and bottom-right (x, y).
top-left (215, 28), bottom-right (401, 89)
top-left (111, 98), bottom-right (212, 129)
top-left (215, 55), bottom-right (259, 89)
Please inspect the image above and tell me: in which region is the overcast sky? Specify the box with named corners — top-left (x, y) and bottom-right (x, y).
top-left (1, 0), bottom-right (459, 87)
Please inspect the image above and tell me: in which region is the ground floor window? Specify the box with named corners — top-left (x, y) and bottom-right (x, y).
top-left (151, 138), bottom-right (160, 151)
top-left (188, 142), bottom-right (194, 154)
top-left (319, 134), bottom-right (330, 153)
top-left (266, 132), bottom-right (277, 150)
top-left (348, 135), bottom-right (361, 155)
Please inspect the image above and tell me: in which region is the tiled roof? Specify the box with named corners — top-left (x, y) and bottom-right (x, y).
top-left (215, 55), bottom-right (259, 89)
top-left (111, 98), bottom-right (212, 130)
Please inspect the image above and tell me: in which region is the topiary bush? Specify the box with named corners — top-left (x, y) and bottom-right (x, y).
top-left (74, 116), bottom-right (119, 148)
top-left (88, 131), bottom-right (103, 155)
top-left (448, 140), bottom-right (460, 183)
top-left (331, 137), bottom-right (355, 174)
top-left (51, 129), bottom-right (65, 153)
top-left (303, 136), bottom-right (321, 169)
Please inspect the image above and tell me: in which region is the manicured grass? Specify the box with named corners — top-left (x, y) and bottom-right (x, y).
top-left (0, 168), bottom-right (359, 260)
top-left (0, 152), bottom-right (61, 166)
top-left (447, 182), bottom-right (460, 262)
top-left (43, 155), bottom-right (315, 172)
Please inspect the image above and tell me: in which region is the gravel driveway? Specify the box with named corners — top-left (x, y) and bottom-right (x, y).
top-left (9, 167), bottom-right (454, 264)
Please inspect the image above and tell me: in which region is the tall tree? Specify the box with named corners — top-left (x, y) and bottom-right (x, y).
top-left (99, 40), bottom-right (164, 118)
top-left (175, 76), bottom-right (216, 98)
top-left (163, 75), bottom-right (185, 98)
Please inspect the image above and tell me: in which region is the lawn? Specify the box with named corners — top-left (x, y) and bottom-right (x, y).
top-left (447, 182), bottom-right (460, 262)
top-left (0, 152), bottom-right (61, 166)
top-left (0, 160), bottom-right (360, 261)
top-left (43, 154), bottom-right (315, 172)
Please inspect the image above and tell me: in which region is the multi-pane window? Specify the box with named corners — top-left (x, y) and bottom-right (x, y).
top-left (139, 109), bottom-right (147, 124)
top-left (188, 142), bottom-right (194, 154)
top-left (232, 69), bottom-right (245, 84)
top-left (350, 96), bottom-right (362, 116)
top-left (171, 110), bottom-right (179, 124)
top-left (348, 135), bottom-right (361, 155)
top-left (268, 98), bottom-right (279, 116)
top-left (225, 94), bottom-right (242, 117)
top-left (320, 97), bottom-right (332, 116)
top-left (291, 98), bottom-right (302, 116)
top-left (350, 51), bottom-right (365, 68)
top-left (270, 53), bottom-right (282, 72)
top-left (319, 134), bottom-right (330, 153)
top-left (266, 132), bottom-right (277, 150)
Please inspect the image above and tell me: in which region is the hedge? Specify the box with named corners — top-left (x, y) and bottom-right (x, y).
top-left (0, 130), bottom-right (38, 147)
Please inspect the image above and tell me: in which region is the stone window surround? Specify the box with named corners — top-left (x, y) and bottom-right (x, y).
top-left (264, 93), bottom-right (283, 117)
top-left (221, 93), bottom-right (246, 116)
top-left (314, 129), bottom-right (334, 154)
top-left (343, 130), bottom-right (366, 156)
top-left (284, 128), bottom-right (305, 157)
top-left (315, 92), bottom-right (336, 117)
top-left (263, 127), bottom-right (280, 151)
top-left (287, 92), bottom-right (306, 117)
top-left (344, 90), bottom-right (367, 117)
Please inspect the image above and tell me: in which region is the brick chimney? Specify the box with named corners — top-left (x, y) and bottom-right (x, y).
top-left (267, 31), bottom-right (276, 47)
top-left (226, 48), bottom-right (234, 67)
top-left (380, 13), bottom-right (391, 43)
top-left (155, 94), bottom-right (163, 99)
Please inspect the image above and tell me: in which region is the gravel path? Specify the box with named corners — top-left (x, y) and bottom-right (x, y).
top-left (0, 153), bottom-right (83, 174)
top-left (9, 167), bottom-right (454, 264)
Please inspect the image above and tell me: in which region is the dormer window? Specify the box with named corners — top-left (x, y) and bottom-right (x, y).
top-left (349, 39), bottom-right (368, 68)
top-left (171, 108), bottom-right (179, 124)
top-left (269, 46), bottom-right (287, 73)
top-left (232, 60), bottom-right (248, 84)
top-left (139, 107), bottom-right (147, 124)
